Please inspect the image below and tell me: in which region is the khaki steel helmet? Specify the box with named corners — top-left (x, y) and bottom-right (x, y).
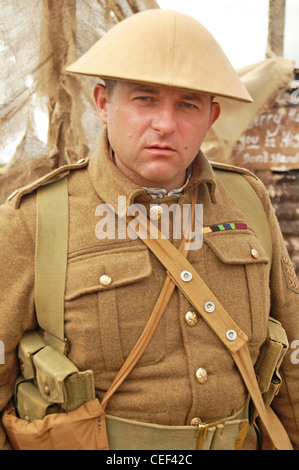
top-left (66, 9), bottom-right (252, 103)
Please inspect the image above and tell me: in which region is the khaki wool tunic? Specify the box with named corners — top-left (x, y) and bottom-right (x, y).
top-left (0, 128), bottom-right (299, 450)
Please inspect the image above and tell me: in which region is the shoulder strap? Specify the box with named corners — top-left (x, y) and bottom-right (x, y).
top-left (136, 214), bottom-right (287, 450)
top-left (35, 177), bottom-right (69, 353)
top-left (214, 169), bottom-right (272, 269)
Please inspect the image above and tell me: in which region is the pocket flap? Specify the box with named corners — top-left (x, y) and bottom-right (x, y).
top-left (205, 233), bottom-right (269, 265)
top-left (18, 331), bottom-right (47, 380)
top-left (33, 346), bottom-right (78, 403)
top-left (65, 245), bottom-right (152, 300)
top-left (16, 380), bottom-right (62, 421)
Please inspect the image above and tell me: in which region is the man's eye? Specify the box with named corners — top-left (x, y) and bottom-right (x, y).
top-left (182, 102), bottom-right (197, 109)
top-left (135, 96), bottom-right (152, 102)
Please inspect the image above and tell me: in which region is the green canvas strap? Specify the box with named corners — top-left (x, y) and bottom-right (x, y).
top-left (214, 169), bottom-right (273, 270)
top-left (35, 177), bottom-right (69, 354)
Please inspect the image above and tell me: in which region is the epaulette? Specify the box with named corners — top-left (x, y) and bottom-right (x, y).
top-left (7, 158), bottom-right (89, 209)
top-left (211, 160), bottom-right (259, 181)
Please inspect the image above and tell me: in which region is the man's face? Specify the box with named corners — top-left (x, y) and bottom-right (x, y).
top-left (94, 81), bottom-right (220, 191)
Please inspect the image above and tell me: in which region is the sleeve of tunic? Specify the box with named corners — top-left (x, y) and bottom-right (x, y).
top-left (0, 197), bottom-right (36, 449)
top-left (244, 174), bottom-right (299, 449)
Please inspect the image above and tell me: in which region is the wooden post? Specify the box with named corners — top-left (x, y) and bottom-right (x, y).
top-left (267, 0), bottom-right (286, 56)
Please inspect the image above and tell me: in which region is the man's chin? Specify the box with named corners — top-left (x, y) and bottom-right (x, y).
top-left (139, 171), bottom-right (185, 191)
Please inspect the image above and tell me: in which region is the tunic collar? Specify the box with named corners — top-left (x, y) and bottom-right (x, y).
top-left (142, 165), bottom-right (193, 199)
top-left (88, 127), bottom-right (217, 216)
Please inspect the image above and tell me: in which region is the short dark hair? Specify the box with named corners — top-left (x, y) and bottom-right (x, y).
top-left (104, 79), bottom-right (214, 104)
top-left (105, 79), bottom-right (118, 98)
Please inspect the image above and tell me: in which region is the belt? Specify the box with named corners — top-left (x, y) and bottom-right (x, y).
top-left (105, 403), bottom-right (249, 450)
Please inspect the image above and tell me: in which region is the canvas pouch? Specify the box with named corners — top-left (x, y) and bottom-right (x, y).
top-left (2, 399), bottom-right (108, 450)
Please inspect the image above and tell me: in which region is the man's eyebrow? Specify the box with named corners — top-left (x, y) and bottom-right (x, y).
top-left (129, 85), bottom-right (160, 94)
top-left (180, 93), bottom-right (205, 103)
top-left (128, 85), bottom-right (209, 102)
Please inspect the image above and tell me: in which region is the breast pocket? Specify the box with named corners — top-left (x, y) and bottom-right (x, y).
top-left (203, 232), bottom-right (270, 355)
top-left (65, 245), bottom-right (165, 372)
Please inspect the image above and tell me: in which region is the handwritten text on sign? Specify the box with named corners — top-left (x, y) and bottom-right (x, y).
top-left (233, 106), bottom-right (299, 170)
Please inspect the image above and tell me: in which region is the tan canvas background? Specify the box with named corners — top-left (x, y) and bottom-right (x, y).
top-left (0, 1), bottom-right (294, 203)
top-left (0, 0), bottom-right (159, 202)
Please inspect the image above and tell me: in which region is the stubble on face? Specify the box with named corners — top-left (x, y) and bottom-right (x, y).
top-left (96, 81), bottom-right (220, 190)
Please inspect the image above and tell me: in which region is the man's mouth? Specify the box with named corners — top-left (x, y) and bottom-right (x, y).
top-left (146, 144), bottom-right (176, 152)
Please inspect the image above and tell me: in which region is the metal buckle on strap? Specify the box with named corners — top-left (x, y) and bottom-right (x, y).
top-left (196, 419), bottom-right (249, 450)
top-left (235, 420), bottom-right (249, 450)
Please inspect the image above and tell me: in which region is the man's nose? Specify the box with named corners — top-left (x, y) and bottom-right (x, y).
top-left (151, 102), bottom-right (177, 135)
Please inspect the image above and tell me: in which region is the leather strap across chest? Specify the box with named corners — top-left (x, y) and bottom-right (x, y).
top-left (129, 203), bottom-right (284, 450)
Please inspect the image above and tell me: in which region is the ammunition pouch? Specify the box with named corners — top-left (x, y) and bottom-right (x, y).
top-left (251, 316), bottom-right (292, 450)
top-left (252, 316), bottom-right (289, 421)
top-left (14, 330), bottom-right (95, 421)
top-left (2, 330), bottom-right (109, 450)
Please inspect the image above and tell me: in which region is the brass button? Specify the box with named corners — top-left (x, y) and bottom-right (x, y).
top-left (190, 417), bottom-right (202, 426)
top-left (43, 385), bottom-right (50, 396)
top-left (185, 311), bottom-right (198, 327)
top-left (196, 367), bottom-right (208, 384)
top-left (99, 274), bottom-right (112, 286)
top-left (20, 362), bottom-right (25, 372)
top-left (251, 248), bottom-right (259, 259)
top-left (150, 205), bottom-right (163, 220)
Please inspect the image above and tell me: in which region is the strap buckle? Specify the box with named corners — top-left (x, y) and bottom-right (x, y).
top-left (196, 418), bottom-right (249, 450)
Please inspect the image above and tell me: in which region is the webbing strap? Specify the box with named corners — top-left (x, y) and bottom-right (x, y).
top-left (35, 177), bottom-right (69, 353)
top-left (215, 169), bottom-right (272, 270)
top-left (105, 402), bottom-right (248, 450)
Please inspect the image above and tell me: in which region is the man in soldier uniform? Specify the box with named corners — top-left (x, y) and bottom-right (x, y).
top-left (0, 9), bottom-right (298, 450)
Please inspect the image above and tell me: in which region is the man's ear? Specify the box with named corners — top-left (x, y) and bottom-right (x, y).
top-left (93, 84), bottom-right (109, 124)
top-left (208, 101), bottom-right (221, 130)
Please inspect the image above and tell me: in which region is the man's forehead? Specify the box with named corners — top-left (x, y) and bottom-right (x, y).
top-left (115, 80), bottom-right (213, 101)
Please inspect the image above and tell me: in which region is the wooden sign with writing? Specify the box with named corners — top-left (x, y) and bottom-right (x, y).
top-left (233, 103), bottom-right (299, 171)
